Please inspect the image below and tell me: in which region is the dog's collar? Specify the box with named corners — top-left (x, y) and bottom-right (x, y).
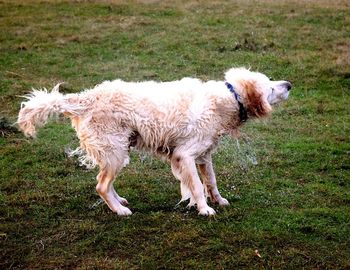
top-left (225, 82), bottom-right (248, 123)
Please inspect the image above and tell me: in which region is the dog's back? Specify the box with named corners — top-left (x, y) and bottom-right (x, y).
top-left (74, 78), bottom-right (225, 154)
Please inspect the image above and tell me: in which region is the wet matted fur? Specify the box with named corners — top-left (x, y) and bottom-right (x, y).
top-left (18, 68), bottom-right (291, 216)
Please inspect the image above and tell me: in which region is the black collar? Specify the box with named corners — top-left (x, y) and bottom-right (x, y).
top-left (225, 82), bottom-right (248, 123)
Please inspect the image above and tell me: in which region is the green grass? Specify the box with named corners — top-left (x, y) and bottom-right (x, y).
top-left (1, 0), bottom-right (349, 269)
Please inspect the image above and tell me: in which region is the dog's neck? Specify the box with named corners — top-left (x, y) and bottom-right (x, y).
top-left (225, 82), bottom-right (248, 123)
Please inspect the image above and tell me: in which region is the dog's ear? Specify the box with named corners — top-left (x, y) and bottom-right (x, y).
top-left (241, 80), bottom-right (272, 118)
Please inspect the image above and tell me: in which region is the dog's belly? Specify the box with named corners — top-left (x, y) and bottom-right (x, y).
top-left (127, 125), bottom-right (220, 163)
top-left (128, 130), bottom-right (175, 159)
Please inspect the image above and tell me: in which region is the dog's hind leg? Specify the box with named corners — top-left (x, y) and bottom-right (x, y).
top-left (171, 153), bottom-right (216, 216)
top-left (96, 154), bottom-right (132, 216)
top-left (198, 154), bottom-right (229, 206)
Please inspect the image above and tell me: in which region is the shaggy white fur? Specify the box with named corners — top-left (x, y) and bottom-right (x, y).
top-left (18, 67), bottom-right (291, 216)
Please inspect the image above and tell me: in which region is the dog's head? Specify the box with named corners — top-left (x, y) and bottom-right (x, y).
top-left (225, 68), bottom-right (291, 118)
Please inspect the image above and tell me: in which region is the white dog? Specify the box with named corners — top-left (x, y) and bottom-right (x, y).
top-left (18, 68), bottom-right (291, 216)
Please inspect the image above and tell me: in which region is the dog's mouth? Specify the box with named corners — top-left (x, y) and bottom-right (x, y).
top-left (278, 91), bottom-right (290, 103)
top-left (269, 91), bottom-right (289, 104)
top-left (267, 81), bottom-right (292, 104)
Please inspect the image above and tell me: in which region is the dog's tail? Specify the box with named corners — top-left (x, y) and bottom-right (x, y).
top-left (17, 84), bottom-right (82, 137)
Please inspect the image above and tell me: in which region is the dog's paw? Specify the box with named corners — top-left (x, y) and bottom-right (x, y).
top-left (116, 205), bottom-right (132, 216)
top-left (198, 206), bottom-right (216, 216)
top-left (218, 198), bottom-right (230, 206)
top-left (118, 197), bottom-right (129, 206)
top-left (186, 198), bottom-right (196, 209)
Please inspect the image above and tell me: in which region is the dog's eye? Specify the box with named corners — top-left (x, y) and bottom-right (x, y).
top-left (269, 77), bottom-right (274, 81)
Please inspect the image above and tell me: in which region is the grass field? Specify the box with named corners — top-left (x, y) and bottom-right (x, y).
top-left (1, 0), bottom-right (349, 269)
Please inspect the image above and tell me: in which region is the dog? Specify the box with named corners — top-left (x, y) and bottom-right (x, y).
top-left (17, 67), bottom-right (291, 216)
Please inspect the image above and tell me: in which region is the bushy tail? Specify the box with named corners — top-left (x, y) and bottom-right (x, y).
top-left (17, 84), bottom-right (81, 137)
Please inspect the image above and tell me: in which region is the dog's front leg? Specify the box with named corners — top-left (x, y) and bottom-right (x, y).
top-left (198, 154), bottom-right (229, 206)
top-left (171, 154), bottom-right (216, 216)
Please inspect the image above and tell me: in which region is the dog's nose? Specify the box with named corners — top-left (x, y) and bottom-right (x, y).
top-left (284, 81), bottom-right (292, 91)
